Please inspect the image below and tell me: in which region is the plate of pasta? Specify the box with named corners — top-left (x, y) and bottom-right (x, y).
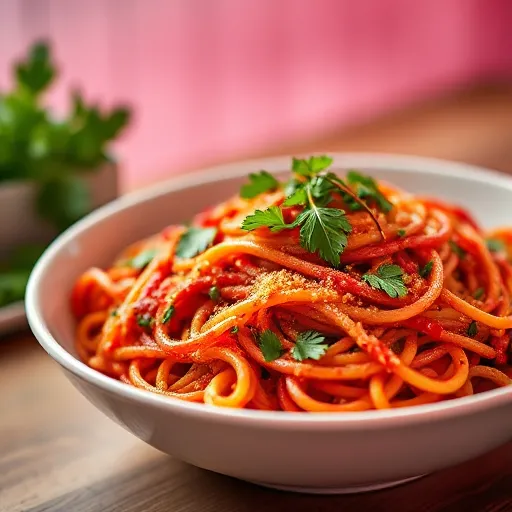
top-left (26, 153), bottom-right (512, 493)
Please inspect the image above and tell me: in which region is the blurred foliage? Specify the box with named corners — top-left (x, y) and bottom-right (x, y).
top-left (0, 41), bottom-right (131, 307)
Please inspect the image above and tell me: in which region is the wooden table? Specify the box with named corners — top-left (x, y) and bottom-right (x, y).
top-left (1, 332), bottom-right (511, 512)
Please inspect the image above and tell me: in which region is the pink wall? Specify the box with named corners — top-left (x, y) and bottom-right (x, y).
top-left (1, 0), bottom-right (512, 188)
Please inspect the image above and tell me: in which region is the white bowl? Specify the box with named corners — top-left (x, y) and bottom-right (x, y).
top-left (26, 154), bottom-right (512, 494)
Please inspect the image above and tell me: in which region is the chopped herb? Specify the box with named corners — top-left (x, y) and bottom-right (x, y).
top-left (110, 309), bottom-right (118, 317)
top-left (291, 330), bottom-right (328, 361)
top-left (136, 315), bottom-right (154, 328)
top-left (162, 305), bottom-right (175, 324)
top-left (292, 155), bottom-right (333, 178)
top-left (467, 321), bottom-right (478, 337)
top-left (127, 249), bottom-right (157, 269)
top-left (258, 329), bottom-right (283, 362)
top-left (346, 171), bottom-right (393, 213)
top-left (176, 227), bottom-right (217, 259)
top-left (362, 264), bottom-right (408, 298)
top-left (230, 326), bottom-right (239, 334)
top-left (294, 206), bottom-right (352, 267)
top-left (240, 170), bottom-right (279, 199)
top-left (486, 239), bottom-right (505, 253)
top-left (419, 260), bottom-right (433, 279)
top-left (241, 205), bottom-right (291, 232)
top-left (473, 287), bottom-right (484, 300)
top-left (283, 178), bottom-right (303, 198)
top-left (397, 229), bottom-right (406, 238)
top-left (449, 241), bottom-right (466, 259)
top-left (283, 185), bottom-right (308, 206)
top-left (208, 285), bottom-right (220, 301)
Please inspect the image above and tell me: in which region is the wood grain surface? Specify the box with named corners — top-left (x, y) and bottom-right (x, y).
top-left (1, 333), bottom-right (512, 512)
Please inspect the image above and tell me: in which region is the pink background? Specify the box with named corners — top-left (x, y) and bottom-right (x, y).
top-left (1, 0), bottom-right (512, 188)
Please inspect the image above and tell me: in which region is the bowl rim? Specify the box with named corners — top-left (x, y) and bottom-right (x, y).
top-left (26, 152), bottom-right (512, 430)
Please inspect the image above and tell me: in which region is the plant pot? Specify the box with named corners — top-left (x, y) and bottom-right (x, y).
top-left (0, 163), bottom-right (119, 259)
top-left (0, 163), bottom-right (119, 332)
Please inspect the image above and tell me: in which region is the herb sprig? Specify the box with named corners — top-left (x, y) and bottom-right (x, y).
top-left (362, 264), bottom-right (408, 298)
top-left (241, 155), bottom-right (392, 267)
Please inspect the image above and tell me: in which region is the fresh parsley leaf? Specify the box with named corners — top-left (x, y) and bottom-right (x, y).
top-left (208, 285), bottom-right (220, 301)
top-left (283, 185), bottom-right (307, 206)
top-left (176, 227), bottom-right (217, 258)
top-left (291, 330), bottom-right (328, 361)
top-left (162, 305), bottom-right (175, 324)
top-left (292, 155), bottom-right (333, 178)
top-left (294, 207), bottom-right (352, 267)
top-left (284, 178), bottom-right (303, 197)
top-left (240, 170), bottom-right (279, 199)
top-left (486, 239), bottom-right (505, 253)
top-left (473, 287), bottom-right (484, 300)
top-left (310, 176), bottom-right (336, 206)
top-left (231, 326), bottom-right (239, 334)
top-left (258, 329), bottom-right (283, 362)
top-left (397, 229), bottom-right (406, 238)
top-left (449, 241), bottom-right (466, 259)
top-left (136, 314), bottom-right (154, 328)
top-left (362, 264), bottom-right (408, 298)
top-left (467, 321), bottom-right (478, 337)
top-left (419, 260), bottom-right (433, 279)
top-left (347, 171), bottom-right (393, 213)
top-left (127, 249), bottom-right (157, 269)
top-left (241, 206), bottom-right (291, 232)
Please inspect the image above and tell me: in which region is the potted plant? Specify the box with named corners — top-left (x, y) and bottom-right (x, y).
top-left (0, 41), bottom-right (131, 330)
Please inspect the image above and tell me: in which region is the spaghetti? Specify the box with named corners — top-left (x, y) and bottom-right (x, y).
top-left (71, 156), bottom-right (512, 412)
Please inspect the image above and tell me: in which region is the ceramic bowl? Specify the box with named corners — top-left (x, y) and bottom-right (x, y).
top-left (26, 154), bottom-right (512, 494)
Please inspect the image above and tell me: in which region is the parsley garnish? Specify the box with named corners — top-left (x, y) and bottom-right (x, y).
top-left (449, 241), bottom-right (466, 259)
top-left (241, 156), bottom-right (392, 267)
top-left (295, 205), bottom-right (352, 267)
top-left (419, 260), bottom-right (433, 279)
top-left (176, 227), bottom-right (217, 258)
top-left (346, 171), bottom-right (393, 213)
top-left (292, 155), bottom-right (333, 178)
top-left (231, 326), bottom-right (239, 334)
top-left (467, 321), bottom-right (478, 337)
top-left (162, 305), bottom-right (175, 324)
top-left (486, 239), bottom-right (505, 253)
top-left (473, 287), bottom-right (484, 300)
top-left (208, 286), bottom-right (220, 301)
top-left (126, 249), bottom-right (157, 269)
top-left (397, 229), bottom-right (406, 238)
top-left (240, 171), bottom-right (279, 199)
top-left (136, 314), bottom-right (154, 328)
top-left (362, 264), bottom-right (408, 298)
top-left (241, 206), bottom-right (290, 232)
top-left (110, 309), bottom-right (118, 317)
top-left (291, 330), bottom-right (328, 361)
top-left (258, 329), bottom-right (283, 362)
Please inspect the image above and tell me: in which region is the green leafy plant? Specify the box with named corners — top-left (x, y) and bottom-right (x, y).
top-left (0, 40), bottom-right (131, 307)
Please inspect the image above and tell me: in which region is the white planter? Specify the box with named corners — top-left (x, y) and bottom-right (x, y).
top-left (0, 163), bottom-right (118, 332)
top-left (0, 163), bottom-right (118, 259)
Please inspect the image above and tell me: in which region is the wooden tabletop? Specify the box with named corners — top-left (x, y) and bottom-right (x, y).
top-left (1, 332), bottom-right (511, 512)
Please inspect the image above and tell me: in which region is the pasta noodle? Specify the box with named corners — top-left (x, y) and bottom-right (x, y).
top-left (71, 158), bottom-right (512, 412)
